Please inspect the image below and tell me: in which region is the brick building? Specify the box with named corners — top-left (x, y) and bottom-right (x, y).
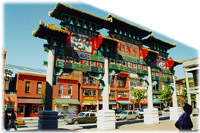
top-left (16, 72), bottom-right (79, 117)
top-left (79, 71), bottom-right (132, 111)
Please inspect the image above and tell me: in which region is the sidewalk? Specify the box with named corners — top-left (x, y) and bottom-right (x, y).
top-left (15, 116), bottom-right (198, 132)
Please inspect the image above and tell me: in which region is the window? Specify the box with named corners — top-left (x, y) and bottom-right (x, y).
top-left (117, 91), bottom-right (128, 98)
top-left (37, 82), bottom-right (42, 94)
top-left (39, 106), bottom-right (43, 111)
top-left (17, 106), bottom-right (24, 114)
top-left (128, 112), bottom-right (132, 115)
top-left (58, 84), bottom-right (63, 95)
top-left (99, 90), bottom-right (103, 96)
top-left (83, 73), bottom-right (96, 85)
top-left (32, 106), bottom-right (38, 114)
top-left (117, 77), bottom-right (126, 87)
top-left (109, 91), bottom-right (115, 97)
top-left (110, 77), bottom-right (114, 86)
top-left (68, 85), bottom-right (72, 95)
top-left (83, 90), bottom-right (96, 96)
top-left (90, 113), bottom-right (96, 117)
top-left (25, 81), bottom-right (30, 93)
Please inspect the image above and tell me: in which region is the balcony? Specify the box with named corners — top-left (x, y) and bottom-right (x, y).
top-left (61, 95), bottom-right (71, 99)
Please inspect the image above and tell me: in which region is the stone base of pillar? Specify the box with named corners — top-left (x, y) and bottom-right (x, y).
top-left (144, 108), bottom-right (159, 124)
top-left (97, 110), bottom-right (116, 130)
top-left (170, 107), bottom-right (182, 120)
top-left (38, 110), bottom-right (58, 130)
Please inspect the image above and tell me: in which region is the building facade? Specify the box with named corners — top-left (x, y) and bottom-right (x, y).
top-left (79, 71), bottom-right (132, 112)
top-left (16, 72), bottom-right (79, 117)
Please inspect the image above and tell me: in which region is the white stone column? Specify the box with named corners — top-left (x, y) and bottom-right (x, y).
top-left (184, 68), bottom-right (191, 104)
top-left (97, 57), bottom-right (116, 130)
top-left (144, 66), bottom-right (159, 124)
top-left (170, 75), bottom-right (182, 120)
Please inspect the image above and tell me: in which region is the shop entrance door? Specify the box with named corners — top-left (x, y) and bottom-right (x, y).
top-left (25, 104), bottom-right (31, 117)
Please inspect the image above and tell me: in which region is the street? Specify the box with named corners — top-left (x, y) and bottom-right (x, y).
top-left (10, 111), bottom-right (198, 132)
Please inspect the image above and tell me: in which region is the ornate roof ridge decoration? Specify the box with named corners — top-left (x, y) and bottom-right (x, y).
top-left (49, 2), bottom-right (109, 27)
top-left (142, 34), bottom-right (176, 49)
top-left (105, 14), bottom-right (152, 37)
top-left (32, 21), bottom-right (70, 39)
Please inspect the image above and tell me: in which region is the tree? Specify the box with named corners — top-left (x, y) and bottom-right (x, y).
top-left (40, 87), bottom-right (46, 107)
top-left (159, 86), bottom-right (172, 107)
top-left (131, 87), bottom-right (147, 109)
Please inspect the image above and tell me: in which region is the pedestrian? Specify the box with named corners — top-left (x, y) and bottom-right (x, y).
top-left (4, 110), bottom-right (9, 131)
top-left (8, 109), bottom-right (17, 131)
top-left (175, 103), bottom-right (193, 130)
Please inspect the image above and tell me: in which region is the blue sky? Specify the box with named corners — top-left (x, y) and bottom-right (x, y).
top-left (4, 2), bottom-right (198, 79)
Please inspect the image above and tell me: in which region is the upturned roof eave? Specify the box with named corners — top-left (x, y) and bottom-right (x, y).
top-left (105, 14), bottom-right (152, 37)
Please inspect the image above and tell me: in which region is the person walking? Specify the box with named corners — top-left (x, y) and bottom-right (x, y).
top-left (8, 109), bottom-right (17, 131)
top-left (4, 110), bottom-right (9, 131)
top-left (175, 103), bottom-right (193, 130)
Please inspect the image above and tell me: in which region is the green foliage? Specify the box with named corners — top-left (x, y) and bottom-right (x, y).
top-left (182, 88), bottom-right (187, 101)
top-left (131, 87), bottom-right (147, 108)
top-left (40, 88), bottom-right (46, 106)
top-left (159, 86), bottom-right (172, 103)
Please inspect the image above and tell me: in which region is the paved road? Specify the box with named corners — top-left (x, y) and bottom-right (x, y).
top-left (10, 112), bottom-right (198, 132)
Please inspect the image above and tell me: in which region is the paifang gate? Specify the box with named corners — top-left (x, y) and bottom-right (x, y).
top-left (33, 3), bottom-right (181, 130)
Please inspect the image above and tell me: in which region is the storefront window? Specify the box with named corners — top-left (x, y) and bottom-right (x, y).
top-left (25, 81), bottom-right (30, 93)
top-left (32, 106), bottom-right (38, 114)
top-left (83, 90), bottom-right (96, 96)
top-left (37, 82), bottom-right (42, 94)
top-left (17, 106), bottom-right (24, 114)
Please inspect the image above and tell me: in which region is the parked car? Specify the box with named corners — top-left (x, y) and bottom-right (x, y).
top-left (115, 108), bottom-right (123, 114)
top-left (7, 113), bottom-right (26, 127)
top-left (116, 110), bottom-right (137, 121)
top-left (64, 112), bottom-right (97, 124)
top-left (58, 111), bottom-right (76, 119)
top-left (192, 108), bottom-right (199, 116)
top-left (136, 108), bottom-right (144, 119)
top-left (15, 118), bottom-right (26, 126)
top-left (154, 107), bottom-right (162, 115)
top-left (163, 107), bottom-right (169, 112)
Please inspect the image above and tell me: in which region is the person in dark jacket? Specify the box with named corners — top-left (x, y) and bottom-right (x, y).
top-left (4, 110), bottom-right (9, 130)
top-left (8, 109), bottom-right (17, 131)
top-left (175, 103), bottom-right (193, 130)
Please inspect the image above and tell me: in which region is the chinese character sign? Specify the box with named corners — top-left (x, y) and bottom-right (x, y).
top-left (117, 40), bottom-right (140, 59)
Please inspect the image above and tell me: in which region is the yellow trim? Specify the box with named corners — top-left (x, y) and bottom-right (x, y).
top-left (106, 14), bottom-right (152, 33)
top-left (149, 34), bottom-right (176, 47)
